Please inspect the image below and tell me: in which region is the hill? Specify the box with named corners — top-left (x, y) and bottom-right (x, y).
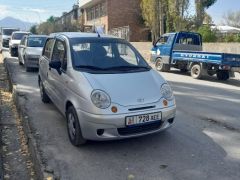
top-left (0, 17), bottom-right (36, 31)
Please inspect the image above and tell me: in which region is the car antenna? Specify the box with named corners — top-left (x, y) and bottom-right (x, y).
top-left (97, 31), bottom-right (101, 38)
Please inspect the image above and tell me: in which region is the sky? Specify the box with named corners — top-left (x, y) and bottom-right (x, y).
top-left (0, 0), bottom-right (240, 25)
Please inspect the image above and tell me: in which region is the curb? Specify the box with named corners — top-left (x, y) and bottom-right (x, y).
top-left (4, 59), bottom-right (55, 180)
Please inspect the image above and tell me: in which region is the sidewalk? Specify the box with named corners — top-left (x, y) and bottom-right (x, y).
top-left (0, 54), bottom-right (35, 179)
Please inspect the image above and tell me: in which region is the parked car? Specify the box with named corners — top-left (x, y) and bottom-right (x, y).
top-left (38, 32), bottom-right (176, 146)
top-left (0, 27), bottom-right (19, 52)
top-left (18, 35), bottom-right (47, 71)
top-left (9, 31), bottom-right (31, 57)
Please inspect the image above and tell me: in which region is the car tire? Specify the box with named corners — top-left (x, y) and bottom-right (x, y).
top-left (66, 106), bottom-right (86, 146)
top-left (18, 55), bottom-right (23, 65)
top-left (39, 80), bottom-right (50, 103)
top-left (191, 64), bottom-right (202, 79)
top-left (10, 49), bottom-right (14, 57)
top-left (217, 71), bottom-right (229, 81)
top-left (155, 58), bottom-right (170, 72)
top-left (25, 66), bottom-right (31, 72)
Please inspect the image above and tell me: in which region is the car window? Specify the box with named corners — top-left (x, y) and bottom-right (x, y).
top-left (27, 37), bottom-right (47, 47)
top-left (176, 34), bottom-right (201, 45)
top-left (70, 38), bottom-right (150, 74)
top-left (43, 39), bottom-right (55, 60)
top-left (52, 40), bottom-right (67, 71)
top-left (12, 33), bottom-right (28, 40)
top-left (117, 44), bottom-right (139, 66)
top-left (156, 36), bottom-right (169, 46)
top-left (20, 36), bottom-right (26, 45)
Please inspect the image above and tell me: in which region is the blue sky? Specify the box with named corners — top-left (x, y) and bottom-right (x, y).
top-left (0, 0), bottom-right (239, 24)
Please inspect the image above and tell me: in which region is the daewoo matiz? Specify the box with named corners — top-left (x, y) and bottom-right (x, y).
top-left (38, 32), bottom-right (176, 146)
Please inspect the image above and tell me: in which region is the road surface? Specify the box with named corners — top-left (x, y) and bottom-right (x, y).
top-left (2, 51), bottom-right (240, 180)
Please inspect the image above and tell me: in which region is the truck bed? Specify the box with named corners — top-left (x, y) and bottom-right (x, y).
top-left (172, 50), bottom-right (240, 67)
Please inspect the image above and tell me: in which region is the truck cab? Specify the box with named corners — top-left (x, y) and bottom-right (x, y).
top-left (151, 31), bottom-right (240, 80)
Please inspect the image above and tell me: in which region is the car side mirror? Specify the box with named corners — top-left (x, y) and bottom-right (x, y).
top-left (49, 60), bottom-right (62, 75)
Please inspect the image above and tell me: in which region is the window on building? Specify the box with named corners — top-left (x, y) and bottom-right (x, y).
top-left (86, 2), bottom-right (106, 21)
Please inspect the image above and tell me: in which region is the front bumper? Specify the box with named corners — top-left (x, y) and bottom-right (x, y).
top-left (77, 105), bottom-right (176, 141)
top-left (10, 46), bottom-right (18, 57)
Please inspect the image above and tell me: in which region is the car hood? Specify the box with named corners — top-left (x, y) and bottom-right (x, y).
top-left (10, 40), bottom-right (21, 45)
top-left (83, 70), bottom-right (166, 106)
top-left (25, 47), bottom-right (43, 56)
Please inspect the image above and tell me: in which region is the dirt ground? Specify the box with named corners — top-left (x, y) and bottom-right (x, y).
top-left (0, 54), bottom-right (35, 180)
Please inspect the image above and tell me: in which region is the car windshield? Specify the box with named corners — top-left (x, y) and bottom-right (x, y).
top-left (3, 29), bottom-right (18, 36)
top-left (12, 33), bottom-right (28, 40)
top-left (70, 38), bottom-right (150, 74)
top-left (28, 37), bottom-right (47, 47)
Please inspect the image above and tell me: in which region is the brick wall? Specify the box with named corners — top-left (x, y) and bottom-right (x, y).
top-left (107, 0), bottom-right (148, 41)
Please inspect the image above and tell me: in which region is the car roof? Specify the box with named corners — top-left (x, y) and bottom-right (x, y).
top-left (27, 35), bottom-right (48, 38)
top-left (50, 32), bottom-right (118, 39)
top-left (12, 31), bottom-right (30, 34)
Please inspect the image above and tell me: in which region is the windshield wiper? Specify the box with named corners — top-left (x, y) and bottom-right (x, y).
top-left (75, 65), bottom-right (105, 70)
top-left (104, 66), bottom-right (150, 70)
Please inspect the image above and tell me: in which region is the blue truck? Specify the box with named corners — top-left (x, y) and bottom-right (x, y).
top-left (150, 31), bottom-right (240, 80)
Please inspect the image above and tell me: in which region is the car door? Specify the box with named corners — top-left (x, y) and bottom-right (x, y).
top-left (48, 38), bottom-right (68, 112)
top-left (39, 38), bottom-right (55, 100)
top-left (18, 36), bottom-right (27, 63)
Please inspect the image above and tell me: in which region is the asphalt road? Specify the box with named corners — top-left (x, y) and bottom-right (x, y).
top-left (2, 51), bottom-right (240, 180)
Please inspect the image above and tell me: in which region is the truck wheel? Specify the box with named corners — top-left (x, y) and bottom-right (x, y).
top-left (155, 58), bottom-right (170, 72)
top-left (217, 71), bottom-right (229, 81)
top-left (39, 80), bottom-right (50, 103)
top-left (191, 64), bottom-right (202, 79)
top-left (66, 106), bottom-right (86, 146)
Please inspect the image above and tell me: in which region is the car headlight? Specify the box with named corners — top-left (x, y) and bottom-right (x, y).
top-left (91, 90), bottom-right (111, 109)
top-left (160, 83), bottom-right (173, 100)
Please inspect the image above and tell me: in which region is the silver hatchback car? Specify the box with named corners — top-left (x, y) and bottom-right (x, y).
top-left (38, 32), bottom-right (176, 146)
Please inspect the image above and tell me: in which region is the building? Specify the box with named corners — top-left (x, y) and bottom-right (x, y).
top-left (55, 4), bottom-right (80, 27)
top-left (211, 25), bottom-right (240, 34)
top-left (78, 0), bottom-right (149, 41)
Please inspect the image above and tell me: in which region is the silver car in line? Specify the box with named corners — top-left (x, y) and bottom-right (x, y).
top-left (18, 35), bottom-right (47, 71)
top-left (38, 32), bottom-right (176, 146)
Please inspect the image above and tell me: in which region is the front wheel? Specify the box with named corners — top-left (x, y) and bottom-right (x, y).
top-left (18, 55), bottom-right (23, 65)
top-left (191, 64), bottom-right (202, 79)
top-left (155, 58), bottom-right (170, 72)
top-left (66, 106), bottom-right (86, 146)
top-left (39, 80), bottom-right (50, 103)
top-left (217, 71), bottom-right (229, 81)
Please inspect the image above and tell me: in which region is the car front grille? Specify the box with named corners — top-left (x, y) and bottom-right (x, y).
top-left (118, 120), bottom-right (163, 136)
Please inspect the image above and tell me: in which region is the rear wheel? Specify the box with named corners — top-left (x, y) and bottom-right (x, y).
top-left (191, 64), bottom-right (202, 79)
top-left (66, 106), bottom-right (86, 146)
top-left (155, 58), bottom-right (170, 72)
top-left (39, 80), bottom-right (50, 103)
top-left (217, 71), bottom-right (229, 81)
top-left (18, 55), bottom-right (23, 65)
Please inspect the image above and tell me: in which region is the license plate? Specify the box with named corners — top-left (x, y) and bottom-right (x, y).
top-left (126, 112), bottom-right (162, 126)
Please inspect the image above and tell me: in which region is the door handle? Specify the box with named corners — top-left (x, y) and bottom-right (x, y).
top-left (47, 72), bottom-right (48, 78)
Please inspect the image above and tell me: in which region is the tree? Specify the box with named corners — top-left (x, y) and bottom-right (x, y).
top-left (141, 0), bottom-right (192, 40)
top-left (167, 0), bottom-right (191, 32)
top-left (195, 0), bottom-right (217, 28)
top-left (30, 25), bottom-right (37, 34)
top-left (198, 25), bottom-right (217, 42)
top-left (223, 11), bottom-right (240, 28)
